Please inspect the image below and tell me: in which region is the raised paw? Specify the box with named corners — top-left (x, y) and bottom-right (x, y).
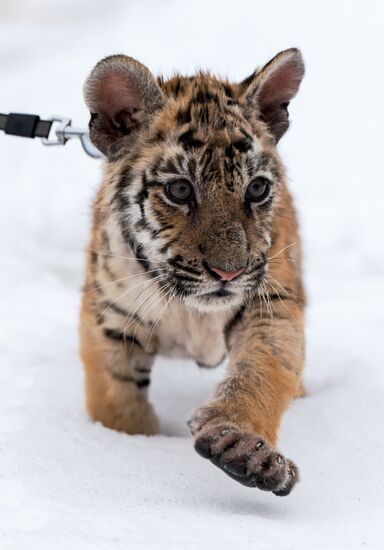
top-left (194, 424), bottom-right (298, 496)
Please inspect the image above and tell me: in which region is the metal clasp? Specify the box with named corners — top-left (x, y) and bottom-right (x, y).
top-left (42, 115), bottom-right (102, 159)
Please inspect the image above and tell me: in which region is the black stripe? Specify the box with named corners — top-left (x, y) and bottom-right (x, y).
top-left (240, 127), bottom-right (254, 143)
top-left (102, 301), bottom-right (128, 316)
top-left (150, 207), bottom-right (166, 220)
top-left (224, 305), bottom-right (246, 343)
top-left (173, 273), bottom-right (201, 284)
top-left (187, 157), bottom-right (197, 179)
top-left (155, 224), bottom-right (174, 237)
top-left (168, 257), bottom-right (202, 276)
top-left (122, 232), bottom-right (153, 274)
top-left (134, 218), bottom-right (161, 239)
top-left (134, 218), bottom-right (149, 232)
top-left (178, 129), bottom-right (204, 149)
top-left (133, 242), bottom-right (153, 271)
top-left (148, 129), bottom-right (166, 143)
top-left (224, 144), bottom-right (236, 160)
top-left (268, 293), bottom-right (291, 301)
top-left (222, 84), bottom-right (234, 98)
top-left (162, 156), bottom-right (181, 176)
top-left (136, 379), bottom-right (150, 388)
top-left (170, 79), bottom-right (184, 97)
top-left (110, 372), bottom-right (151, 388)
top-left (102, 258), bottom-right (118, 281)
top-left (212, 115), bottom-right (227, 130)
top-left (200, 146), bottom-right (214, 177)
top-left (100, 231), bottom-right (120, 281)
top-left (134, 175), bottom-right (167, 239)
top-left (198, 104), bottom-right (210, 125)
top-left (89, 279), bottom-right (104, 295)
top-left (245, 156), bottom-right (255, 178)
top-left (232, 139), bottom-right (252, 153)
top-left (102, 302), bottom-right (151, 326)
top-left (193, 89), bottom-right (217, 104)
top-left (135, 175), bottom-right (149, 218)
top-left (174, 152), bottom-right (185, 171)
top-left (175, 106), bottom-right (192, 125)
top-left (91, 251), bottom-right (98, 273)
top-left (115, 168), bottom-right (133, 212)
top-left (159, 238), bottom-right (177, 254)
top-left (244, 266), bottom-right (266, 287)
top-left (160, 278), bottom-right (193, 296)
top-left (103, 328), bottom-right (143, 349)
top-left (101, 230), bottom-right (111, 252)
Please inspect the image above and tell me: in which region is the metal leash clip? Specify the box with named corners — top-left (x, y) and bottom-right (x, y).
top-left (42, 116), bottom-right (102, 158)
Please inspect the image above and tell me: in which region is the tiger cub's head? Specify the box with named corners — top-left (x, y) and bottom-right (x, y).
top-left (84, 49), bottom-right (304, 312)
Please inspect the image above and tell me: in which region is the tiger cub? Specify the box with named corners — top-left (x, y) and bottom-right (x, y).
top-left (80, 49), bottom-right (306, 496)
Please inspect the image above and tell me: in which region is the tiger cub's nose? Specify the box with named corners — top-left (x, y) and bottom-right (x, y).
top-left (209, 266), bottom-right (245, 281)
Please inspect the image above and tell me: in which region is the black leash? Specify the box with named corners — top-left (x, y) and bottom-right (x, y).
top-left (0, 112), bottom-right (102, 159)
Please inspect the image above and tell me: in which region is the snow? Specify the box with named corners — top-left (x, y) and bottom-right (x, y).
top-left (1, 0), bottom-right (384, 548)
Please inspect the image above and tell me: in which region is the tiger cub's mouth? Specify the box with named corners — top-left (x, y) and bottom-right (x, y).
top-left (205, 288), bottom-right (233, 298)
top-left (161, 256), bottom-right (267, 311)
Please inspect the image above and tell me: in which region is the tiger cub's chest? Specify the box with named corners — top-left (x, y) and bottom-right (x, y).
top-left (156, 303), bottom-right (229, 367)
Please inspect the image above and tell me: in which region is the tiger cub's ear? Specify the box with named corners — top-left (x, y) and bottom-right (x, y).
top-left (241, 48), bottom-right (305, 143)
top-left (84, 55), bottom-right (164, 157)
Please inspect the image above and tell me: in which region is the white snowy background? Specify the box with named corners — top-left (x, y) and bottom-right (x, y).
top-left (1, 0), bottom-right (383, 548)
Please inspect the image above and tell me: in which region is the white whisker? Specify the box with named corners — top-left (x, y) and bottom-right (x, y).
top-left (122, 286), bottom-right (163, 336)
top-left (86, 269), bottom-right (167, 295)
top-left (146, 285), bottom-right (177, 347)
top-left (90, 249), bottom-right (169, 265)
top-left (125, 282), bottom-right (174, 353)
top-left (265, 276), bottom-right (295, 320)
top-left (97, 276), bottom-right (162, 321)
top-left (267, 241), bottom-right (296, 261)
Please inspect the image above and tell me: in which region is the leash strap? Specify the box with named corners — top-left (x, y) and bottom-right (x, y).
top-left (0, 112), bottom-right (102, 159)
top-left (0, 113), bottom-right (53, 139)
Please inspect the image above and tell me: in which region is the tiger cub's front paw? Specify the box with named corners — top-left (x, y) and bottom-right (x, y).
top-left (192, 422), bottom-right (299, 496)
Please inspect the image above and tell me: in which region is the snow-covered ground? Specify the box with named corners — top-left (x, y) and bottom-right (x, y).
top-left (1, 1), bottom-right (383, 548)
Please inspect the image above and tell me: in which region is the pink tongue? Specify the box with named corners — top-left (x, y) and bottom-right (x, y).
top-left (210, 267), bottom-right (245, 281)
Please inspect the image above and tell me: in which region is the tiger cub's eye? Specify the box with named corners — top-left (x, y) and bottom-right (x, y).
top-left (166, 179), bottom-right (194, 203)
top-left (246, 177), bottom-right (271, 204)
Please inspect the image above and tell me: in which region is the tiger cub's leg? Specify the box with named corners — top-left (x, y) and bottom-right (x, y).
top-left (80, 295), bottom-right (159, 435)
top-left (189, 296), bottom-right (304, 496)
